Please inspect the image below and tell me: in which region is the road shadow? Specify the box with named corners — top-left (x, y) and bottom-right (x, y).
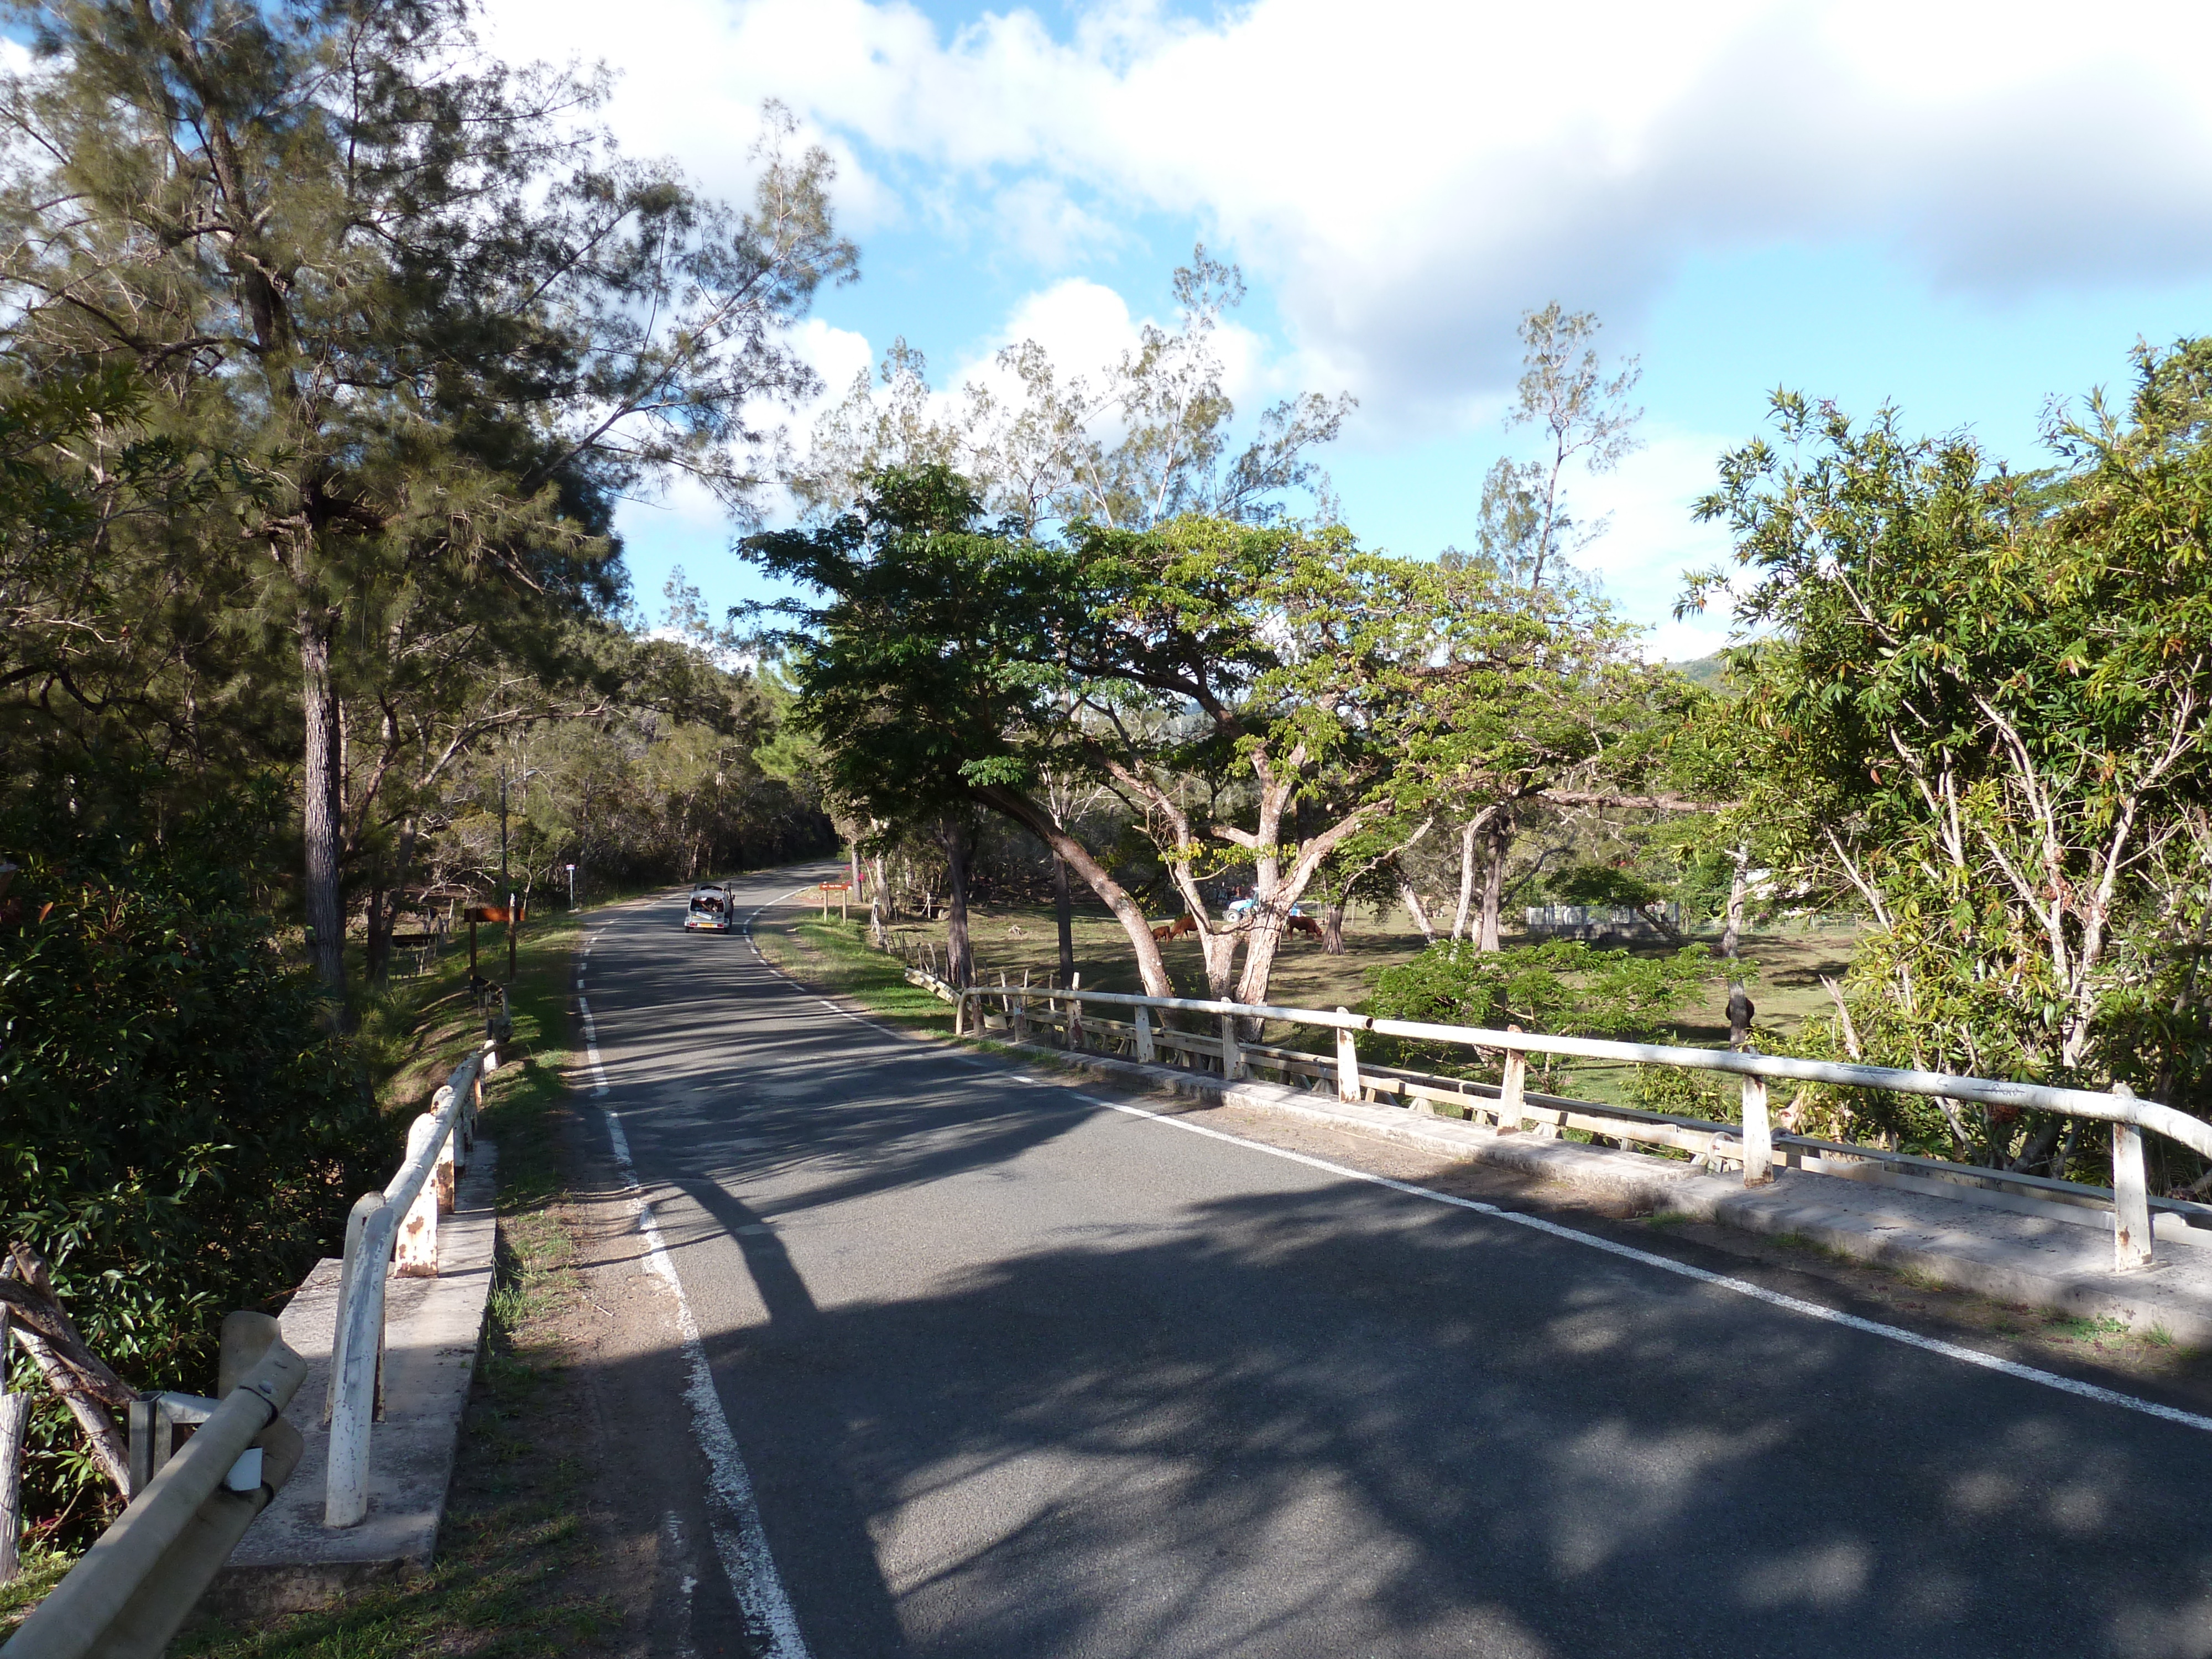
top-left (651, 1155), bottom-right (2212, 1659)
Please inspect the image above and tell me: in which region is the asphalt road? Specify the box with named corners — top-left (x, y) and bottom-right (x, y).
top-left (580, 865), bottom-right (2212, 1659)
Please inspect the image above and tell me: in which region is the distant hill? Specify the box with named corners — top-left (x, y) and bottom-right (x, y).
top-left (1666, 653), bottom-right (1730, 690)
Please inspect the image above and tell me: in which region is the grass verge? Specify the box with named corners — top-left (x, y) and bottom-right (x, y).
top-left (0, 1548), bottom-right (73, 1631)
top-left (165, 901), bottom-right (620, 1656)
top-left (753, 911), bottom-right (960, 1036)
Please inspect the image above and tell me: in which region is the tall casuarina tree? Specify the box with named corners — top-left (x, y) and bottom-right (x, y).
top-left (0, 0), bottom-right (853, 995)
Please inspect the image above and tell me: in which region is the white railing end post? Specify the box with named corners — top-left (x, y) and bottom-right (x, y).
top-left (2112, 1084), bottom-right (2153, 1270)
top-left (1334, 1008), bottom-right (1361, 1105)
top-left (1741, 1066), bottom-right (1773, 1187)
top-left (1500, 1025), bottom-right (1527, 1126)
top-left (1135, 1004), bottom-right (1156, 1064)
top-left (394, 1114), bottom-right (442, 1277)
top-left (323, 1191), bottom-right (386, 1427)
top-left (326, 1206), bottom-right (393, 1528)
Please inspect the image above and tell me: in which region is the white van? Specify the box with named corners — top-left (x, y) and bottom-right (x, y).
top-left (685, 884), bottom-right (734, 932)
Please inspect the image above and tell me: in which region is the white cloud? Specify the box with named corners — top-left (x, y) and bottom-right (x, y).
top-left (991, 178), bottom-right (1125, 267)
top-left (479, 0), bottom-right (2212, 420)
top-left (1545, 426), bottom-right (1744, 651)
top-left (789, 318), bottom-right (878, 407)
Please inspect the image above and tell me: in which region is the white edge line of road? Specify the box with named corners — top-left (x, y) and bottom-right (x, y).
top-left (601, 1051), bottom-right (811, 1659)
top-left (735, 883), bottom-right (2212, 1440)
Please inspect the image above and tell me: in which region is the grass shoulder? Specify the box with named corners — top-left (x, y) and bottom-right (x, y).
top-left (751, 910), bottom-right (959, 1036)
top-left (174, 901), bottom-right (622, 1656)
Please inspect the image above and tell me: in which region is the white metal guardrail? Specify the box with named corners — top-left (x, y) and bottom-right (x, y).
top-left (321, 1031), bottom-right (495, 1528)
top-left (1, 1313), bottom-right (307, 1659)
top-left (956, 983), bottom-right (2210, 1273)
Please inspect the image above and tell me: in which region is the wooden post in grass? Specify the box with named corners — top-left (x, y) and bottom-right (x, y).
top-left (1068, 973), bottom-right (1083, 1051)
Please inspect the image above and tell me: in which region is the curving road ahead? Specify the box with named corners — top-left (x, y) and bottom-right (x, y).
top-left (575, 865), bottom-right (2212, 1659)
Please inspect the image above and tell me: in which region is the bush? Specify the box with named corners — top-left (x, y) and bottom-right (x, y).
top-left (1366, 940), bottom-right (1717, 1066)
top-left (1, 763), bottom-right (391, 1534)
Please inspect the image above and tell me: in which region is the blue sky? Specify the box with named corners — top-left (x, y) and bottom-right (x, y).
top-left (483, 0), bottom-right (2212, 660)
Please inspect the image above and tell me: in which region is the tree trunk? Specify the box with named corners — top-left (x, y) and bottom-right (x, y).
top-left (0, 1386), bottom-right (24, 1584)
top-left (364, 872), bottom-right (390, 989)
top-left (942, 820), bottom-right (975, 989)
top-left (970, 784), bottom-right (1176, 998)
top-left (1322, 894), bottom-right (1348, 954)
top-left (1477, 815), bottom-right (1511, 952)
top-left (1721, 844), bottom-right (1749, 959)
top-left (300, 612), bottom-right (347, 997)
top-left (1451, 815), bottom-right (1482, 941)
top-left (1053, 853), bottom-right (1076, 985)
top-left (1234, 906), bottom-right (1291, 1010)
top-left (0, 1293), bottom-right (19, 1585)
top-left (1187, 898), bottom-right (1241, 1000)
top-left (1400, 878), bottom-right (1436, 946)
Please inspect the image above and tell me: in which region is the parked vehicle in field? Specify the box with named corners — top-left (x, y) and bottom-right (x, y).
top-left (686, 884), bottom-right (734, 932)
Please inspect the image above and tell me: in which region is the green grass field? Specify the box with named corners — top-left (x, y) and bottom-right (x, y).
top-left (788, 895), bottom-right (1861, 1110)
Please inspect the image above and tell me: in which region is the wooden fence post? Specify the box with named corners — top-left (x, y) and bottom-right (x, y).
top-left (1220, 1013), bottom-right (1244, 1082)
top-left (1335, 1010), bottom-right (1362, 1104)
top-left (1135, 1006), bottom-right (1156, 1064)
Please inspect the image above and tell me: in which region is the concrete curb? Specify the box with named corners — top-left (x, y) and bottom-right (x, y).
top-left (987, 1039), bottom-right (2212, 1345)
top-left (204, 1144), bottom-right (500, 1620)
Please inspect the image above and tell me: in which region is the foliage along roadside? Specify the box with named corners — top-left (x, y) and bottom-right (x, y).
top-left (1, 762), bottom-right (392, 1542)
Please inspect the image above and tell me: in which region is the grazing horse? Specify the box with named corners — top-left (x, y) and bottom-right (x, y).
top-left (1151, 914), bottom-right (1199, 941)
top-left (1286, 915), bottom-right (1323, 940)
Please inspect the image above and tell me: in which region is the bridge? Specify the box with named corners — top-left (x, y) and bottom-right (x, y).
top-left (561, 864), bottom-right (2212, 1658)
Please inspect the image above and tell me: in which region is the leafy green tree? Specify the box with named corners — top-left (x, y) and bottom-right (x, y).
top-left (1, 757), bottom-right (385, 1525)
top-left (0, 0), bottom-right (852, 995)
top-left (796, 248), bottom-right (1353, 534)
top-left (747, 467), bottom-right (1179, 991)
top-left (1365, 939), bottom-right (1715, 1088)
top-left (1689, 345), bottom-right (2212, 1162)
top-left (1049, 519), bottom-right (1520, 1005)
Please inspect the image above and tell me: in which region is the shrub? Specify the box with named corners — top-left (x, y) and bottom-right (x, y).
top-left (1, 763), bottom-right (390, 1533)
top-left (1365, 940), bottom-right (1719, 1079)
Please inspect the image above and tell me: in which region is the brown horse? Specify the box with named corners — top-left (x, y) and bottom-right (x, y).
top-left (1286, 915), bottom-right (1323, 940)
top-left (1151, 914), bottom-right (1199, 941)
